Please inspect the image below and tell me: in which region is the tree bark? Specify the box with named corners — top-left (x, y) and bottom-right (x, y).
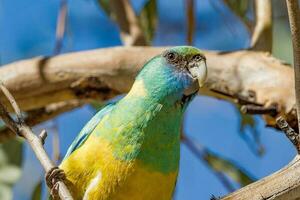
top-left (0, 47), bottom-right (296, 129)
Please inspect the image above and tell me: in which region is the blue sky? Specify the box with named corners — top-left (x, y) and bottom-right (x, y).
top-left (0, 0), bottom-right (295, 199)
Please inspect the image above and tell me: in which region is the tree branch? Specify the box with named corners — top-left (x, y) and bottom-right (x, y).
top-left (222, 155), bottom-right (300, 199)
top-left (109, 0), bottom-right (146, 46)
top-left (0, 47), bottom-right (296, 131)
top-left (250, 0), bottom-right (273, 52)
top-left (0, 82), bottom-right (73, 199)
top-left (0, 100), bottom-right (83, 142)
top-left (286, 0), bottom-right (300, 133)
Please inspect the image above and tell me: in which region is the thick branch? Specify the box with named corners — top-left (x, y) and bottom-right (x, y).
top-left (0, 47), bottom-right (296, 129)
top-left (222, 155), bottom-right (300, 200)
top-left (250, 0), bottom-right (273, 52)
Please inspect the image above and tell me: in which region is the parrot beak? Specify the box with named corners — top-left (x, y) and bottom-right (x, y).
top-left (188, 60), bottom-right (207, 88)
top-left (183, 59), bottom-right (207, 96)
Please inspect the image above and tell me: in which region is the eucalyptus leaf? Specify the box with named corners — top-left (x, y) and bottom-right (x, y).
top-left (138, 0), bottom-right (157, 44)
top-left (205, 151), bottom-right (255, 186)
top-left (184, 136), bottom-right (255, 187)
top-left (223, 0), bottom-right (251, 24)
top-left (97, 0), bottom-right (113, 19)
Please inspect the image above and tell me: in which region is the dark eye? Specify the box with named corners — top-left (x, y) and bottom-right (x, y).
top-left (193, 54), bottom-right (202, 61)
top-left (166, 52), bottom-right (177, 62)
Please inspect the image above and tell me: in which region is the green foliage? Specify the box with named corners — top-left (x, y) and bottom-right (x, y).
top-left (184, 136), bottom-right (255, 188)
top-left (204, 151), bottom-right (255, 186)
top-left (31, 180), bottom-right (42, 200)
top-left (223, 0), bottom-right (252, 26)
top-left (224, 0), bottom-right (249, 18)
top-left (138, 0), bottom-right (157, 44)
top-left (0, 138), bottom-right (23, 200)
top-left (97, 0), bottom-right (113, 19)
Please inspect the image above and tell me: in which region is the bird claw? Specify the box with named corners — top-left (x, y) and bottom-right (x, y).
top-left (45, 167), bottom-right (66, 199)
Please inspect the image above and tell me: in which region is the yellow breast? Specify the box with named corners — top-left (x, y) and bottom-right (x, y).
top-left (60, 136), bottom-right (178, 200)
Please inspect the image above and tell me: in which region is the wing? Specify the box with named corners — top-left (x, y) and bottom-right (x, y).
top-left (62, 102), bottom-right (116, 160)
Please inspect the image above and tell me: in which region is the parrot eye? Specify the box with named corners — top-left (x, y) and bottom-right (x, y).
top-left (165, 52), bottom-right (178, 63)
top-left (193, 54), bottom-right (203, 62)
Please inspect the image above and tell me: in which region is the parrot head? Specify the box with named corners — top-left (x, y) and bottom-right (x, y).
top-left (135, 46), bottom-right (207, 105)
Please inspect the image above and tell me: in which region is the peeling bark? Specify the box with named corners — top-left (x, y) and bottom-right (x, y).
top-left (0, 47), bottom-right (296, 130)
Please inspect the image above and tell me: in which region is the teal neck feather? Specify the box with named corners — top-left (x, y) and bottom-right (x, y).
top-left (98, 55), bottom-right (192, 174)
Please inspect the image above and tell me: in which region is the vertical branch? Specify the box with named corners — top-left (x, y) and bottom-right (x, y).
top-left (109, 0), bottom-right (147, 46)
top-left (286, 0), bottom-right (300, 130)
top-left (54, 0), bottom-right (68, 55)
top-left (250, 0), bottom-right (273, 52)
top-left (186, 0), bottom-right (195, 45)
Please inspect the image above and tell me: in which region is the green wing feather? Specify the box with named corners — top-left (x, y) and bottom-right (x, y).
top-left (62, 102), bottom-right (116, 160)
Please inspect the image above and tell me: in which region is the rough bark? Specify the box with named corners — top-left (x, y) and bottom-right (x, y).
top-left (222, 155), bottom-right (300, 200)
top-left (0, 47), bottom-right (296, 129)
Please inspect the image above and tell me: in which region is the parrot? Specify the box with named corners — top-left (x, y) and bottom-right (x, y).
top-left (51, 46), bottom-right (207, 200)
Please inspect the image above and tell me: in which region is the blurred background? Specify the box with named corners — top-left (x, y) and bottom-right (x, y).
top-left (0, 0), bottom-right (296, 199)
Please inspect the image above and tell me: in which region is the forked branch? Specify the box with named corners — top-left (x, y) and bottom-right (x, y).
top-left (0, 81), bottom-right (73, 200)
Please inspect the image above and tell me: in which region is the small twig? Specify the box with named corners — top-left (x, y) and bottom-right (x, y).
top-left (186, 0), bottom-right (195, 45)
top-left (39, 129), bottom-right (47, 145)
top-left (210, 88), bottom-right (261, 106)
top-left (276, 116), bottom-right (300, 153)
top-left (0, 100), bottom-right (83, 142)
top-left (0, 81), bottom-right (23, 122)
top-left (0, 82), bottom-right (73, 200)
top-left (54, 0), bottom-right (68, 55)
top-left (241, 104), bottom-right (278, 116)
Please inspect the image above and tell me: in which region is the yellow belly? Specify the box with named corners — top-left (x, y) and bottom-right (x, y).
top-left (60, 136), bottom-right (178, 200)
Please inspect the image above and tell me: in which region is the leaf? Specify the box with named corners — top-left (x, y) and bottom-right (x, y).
top-left (183, 135), bottom-right (255, 188)
top-left (97, 0), bottom-right (113, 18)
top-left (223, 0), bottom-right (251, 24)
top-left (138, 0), bottom-right (157, 44)
top-left (31, 180), bottom-right (43, 200)
top-left (204, 151), bottom-right (255, 186)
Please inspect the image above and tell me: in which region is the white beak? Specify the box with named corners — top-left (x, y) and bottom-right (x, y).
top-left (188, 60), bottom-right (207, 87)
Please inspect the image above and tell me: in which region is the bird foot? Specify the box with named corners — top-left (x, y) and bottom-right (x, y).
top-left (45, 167), bottom-right (66, 200)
